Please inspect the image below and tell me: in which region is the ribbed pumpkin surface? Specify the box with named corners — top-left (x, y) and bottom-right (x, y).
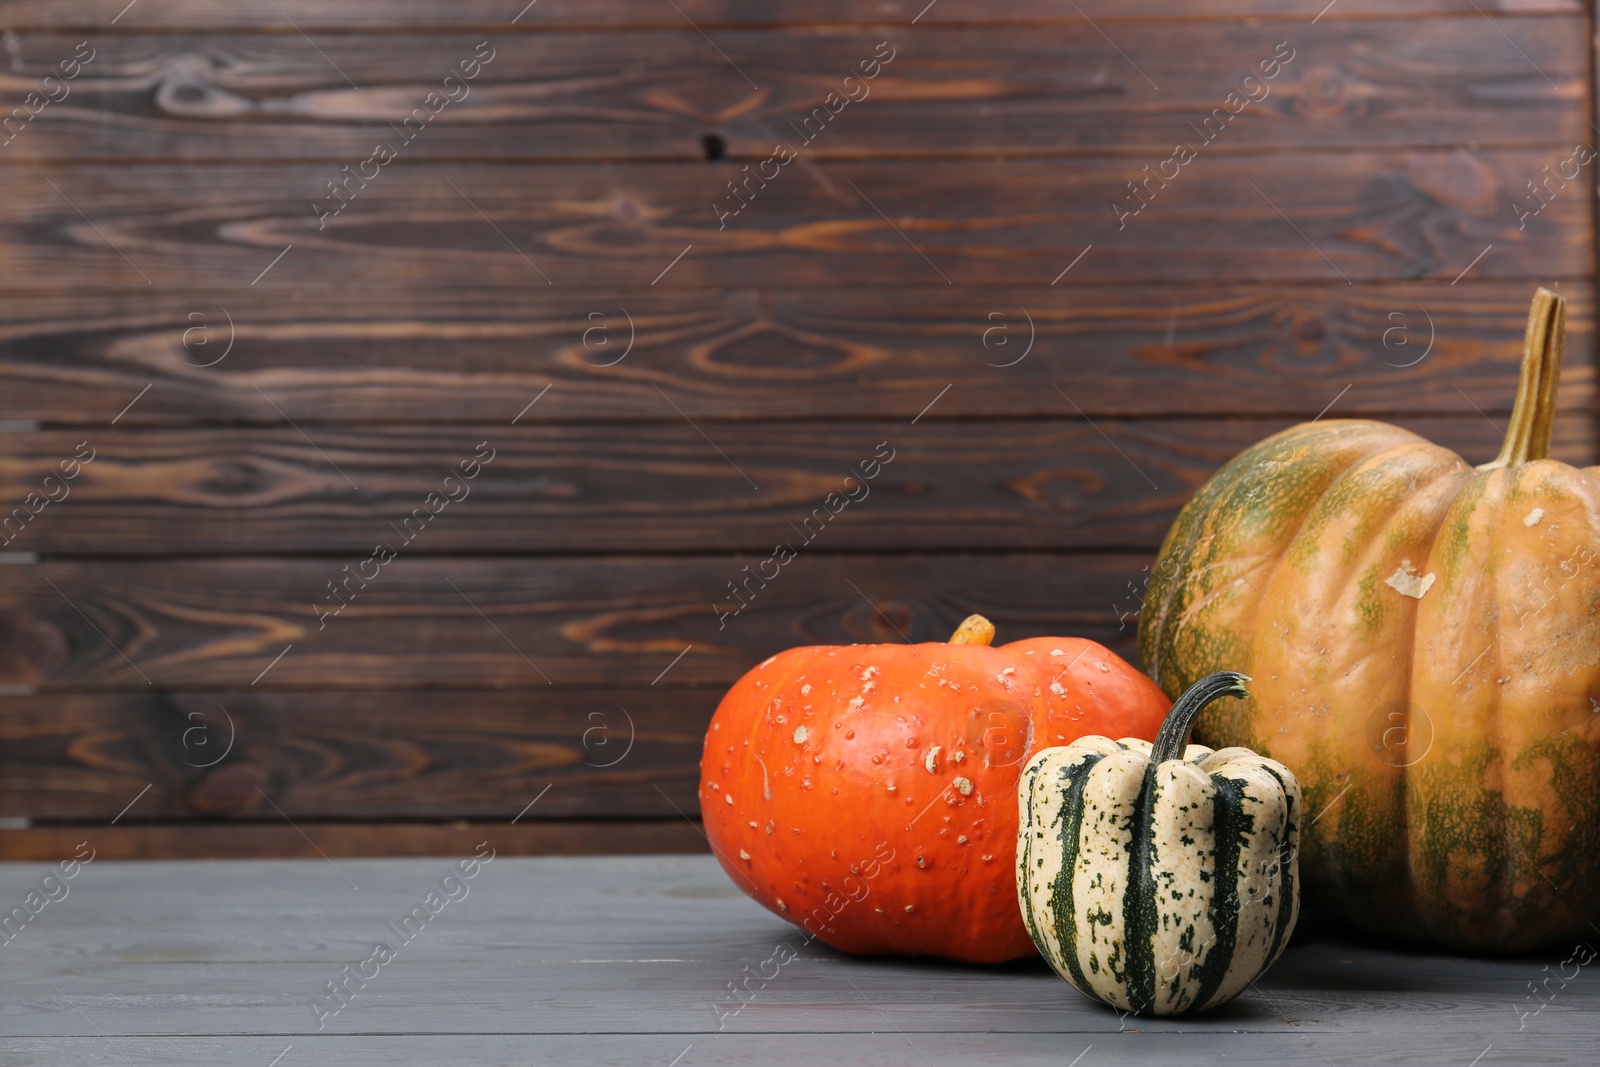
top-left (1138, 290), bottom-right (1600, 952)
top-left (1018, 735), bottom-right (1300, 1014)
top-left (701, 625), bottom-right (1170, 962)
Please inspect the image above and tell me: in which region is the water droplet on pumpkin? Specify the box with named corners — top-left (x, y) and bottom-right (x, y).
top-left (845, 729), bottom-right (855, 740)
top-left (793, 726), bottom-right (808, 743)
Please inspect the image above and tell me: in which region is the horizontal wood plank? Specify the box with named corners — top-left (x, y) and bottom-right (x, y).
top-left (0, 21), bottom-right (1584, 162)
top-left (0, 554), bottom-right (1150, 690)
top-left (0, 1034), bottom-right (1587, 1067)
top-left (2, 282), bottom-right (1591, 425)
top-left (0, 820), bottom-right (710, 860)
top-left (0, 690), bottom-right (710, 822)
top-left (0, 855), bottom-right (1594, 1053)
top-left (4, 416), bottom-right (1594, 554)
top-left (1, 152), bottom-right (1585, 290)
top-left (0, 0), bottom-right (1576, 29)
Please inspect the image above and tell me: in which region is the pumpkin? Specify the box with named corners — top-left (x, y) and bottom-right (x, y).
top-left (1017, 672), bottom-right (1301, 1015)
top-left (700, 614), bottom-right (1171, 962)
top-left (1138, 288), bottom-right (1600, 952)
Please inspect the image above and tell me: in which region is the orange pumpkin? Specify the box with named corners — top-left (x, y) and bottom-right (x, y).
top-left (700, 615), bottom-right (1170, 962)
top-left (1139, 289), bottom-right (1600, 952)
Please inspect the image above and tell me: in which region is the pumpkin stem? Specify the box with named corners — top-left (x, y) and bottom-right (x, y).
top-left (1150, 672), bottom-right (1252, 763)
top-left (1480, 287), bottom-right (1564, 471)
top-left (948, 614), bottom-right (995, 645)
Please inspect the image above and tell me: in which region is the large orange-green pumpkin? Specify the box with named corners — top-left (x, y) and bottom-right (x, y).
top-left (700, 615), bottom-right (1170, 962)
top-left (1138, 289), bottom-right (1600, 952)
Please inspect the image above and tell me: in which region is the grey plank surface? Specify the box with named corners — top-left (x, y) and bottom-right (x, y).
top-left (1, 856), bottom-right (1596, 1064)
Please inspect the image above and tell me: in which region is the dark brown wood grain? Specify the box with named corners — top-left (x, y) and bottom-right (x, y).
top-left (0, 820), bottom-right (710, 861)
top-left (1, 21), bottom-right (1584, 162)
top-left (0, 554), bottom-right (1151, 690)
top-left (0, 0), bottom-right (1574, 30)
top-left (0, 690), bottom-right (710, 821)
top-left (6, 416), bottom-right (1594, 554)
top-left (0, 0), bottom-right (1593, 859)
top-left (2, 151), bottom-right (1585, 291)
top-left (1, 282), bottom-right (1591, 426)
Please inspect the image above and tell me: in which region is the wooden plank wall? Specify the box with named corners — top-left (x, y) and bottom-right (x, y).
top-left (0, 0), bottom-right (1595, 858)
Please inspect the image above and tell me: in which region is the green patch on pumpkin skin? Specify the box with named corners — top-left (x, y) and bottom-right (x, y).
top-left (1504, 731), bottom-right (1600, 940)
top-left (1275, 742), bottom-right (1418, 940)
top-left (1140, 422), bottom-right (1414, 694)
top-left (1353, 569), bottom-right (1384, 635)
top-left (1433, 477), bottom-right (1488, 599)
top-left (1193, 698), bottom-right (1267, 757)
top-left (1405, 744), bottom-right (1597, 951)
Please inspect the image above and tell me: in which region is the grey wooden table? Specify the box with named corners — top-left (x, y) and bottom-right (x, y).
top-left (0, 855), bottom-right (1593, 1065)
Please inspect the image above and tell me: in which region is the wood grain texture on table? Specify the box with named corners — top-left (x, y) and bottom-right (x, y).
top-left (0, 856), bottom-right (1593, 1065)
top-left (0, 0), bottom-right (1578, 28)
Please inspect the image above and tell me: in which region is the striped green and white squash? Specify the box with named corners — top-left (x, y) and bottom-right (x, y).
top-left (1016, 672), bottom-right (1301, 1016)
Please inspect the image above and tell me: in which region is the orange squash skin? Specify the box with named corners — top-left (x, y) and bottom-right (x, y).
top-left (699, 635), bottom-right (1170, 963)
top-left (1138, 294), bottom-right (1600, 953)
